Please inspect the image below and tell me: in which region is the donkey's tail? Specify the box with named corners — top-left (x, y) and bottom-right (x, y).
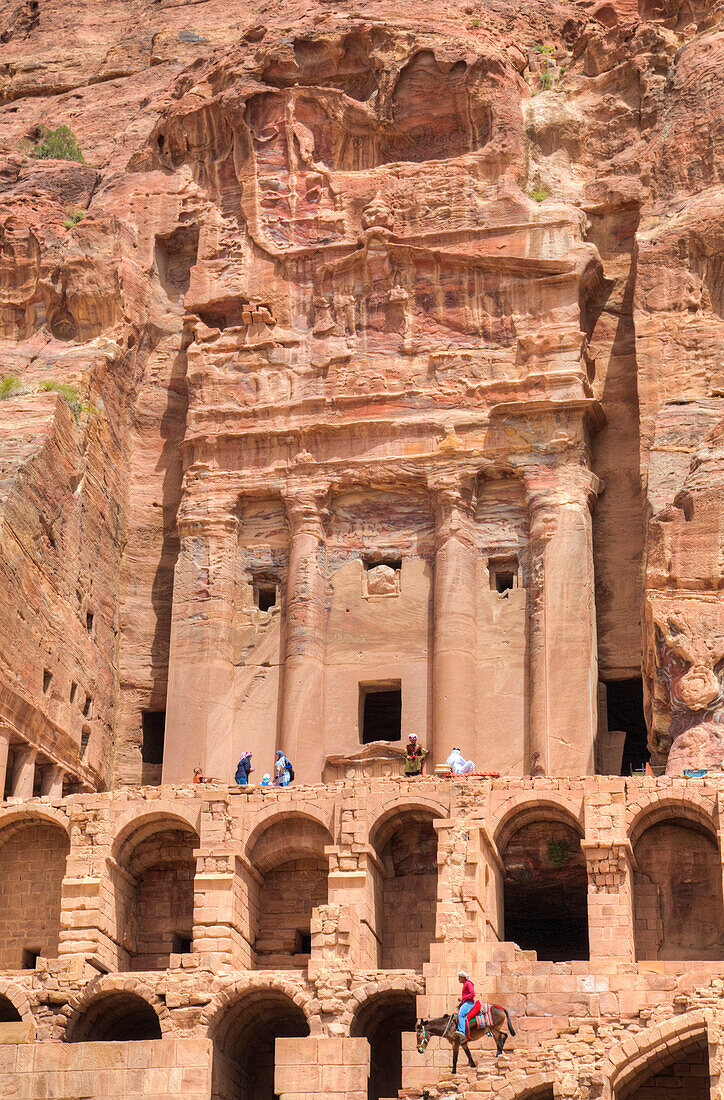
top-left (504, 1009), bottom-right (516, 1037)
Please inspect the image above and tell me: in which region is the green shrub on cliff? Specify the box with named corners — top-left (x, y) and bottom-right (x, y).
top-left (39, 380), bottom-right (84, 419)
top-left (539, 65), bottom-right (554, 90)
top-left (30, 125), bottom-right (85, 163)
top-left (0, 374), bottom-right (23, 400)
top-left (63, 208), bottom-right (84, 229)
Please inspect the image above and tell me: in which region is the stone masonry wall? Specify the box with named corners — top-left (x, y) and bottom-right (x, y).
top-left (0, 776), bottom-right (723, 1099)
top-left (0, 1038), bottom-right (213, 1100)
top-left (0, 819), bottom-right (69, 969)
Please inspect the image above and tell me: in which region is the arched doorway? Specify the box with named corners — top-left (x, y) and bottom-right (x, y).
top-left (249, 816), bottom-right (331, 968)
top-left (372, 810), bottom-right (438, 969)
top-left (66, 991), bottom-right (163, 1042)
top-left (0, 996), bottom-right (21, 1023)
top-left (500, 810), bottom-right (588, 961)
top-left (633, 815), bottom-right (724, 960)
top-left (616, 1032), bottom-right (710, 1100)
top-left (0, 817), bottom-right (69, 968)
top-left (351, 991), bottom-right (417, 1100)
top-left (211, 989), bottom-right (309, 1100)
top-left (115, 819), bottom-right (198, 970)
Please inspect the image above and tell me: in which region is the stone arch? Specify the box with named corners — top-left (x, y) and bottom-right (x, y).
top-left (248, 812), bottom-right (333, 969)
top-left (64, 976), bottom-right (169, 1042)
top-left (350, 986), bottom-right (418, 1100)
top-left (368, 794), bottom-right (447, 851)
top-left (495, 799), bottom-right (588, 962)
top-left (0, 805), bottom-right (70, 838)
top-left (112, 807), bottom-right (201, 861)
top-left (627, 793), bottom-right (718, 848)
top-left (370, 804), bottom-right (440, 970)
top-left (492, 794), bottom-right (585, 852)
top-left (495, 1076), bottom-right (557, 1100)
top-left (205, 983), bottom-right (313, 1100)
top-left (0, 811), bottom-right (70, 968)
top-left (112, 812), bottom-right (200, 971)
top-left (629, 801), bottom-right (724, 960)
top-left (0, 981), bottom-right (32, 1026)
top-left (202, 978), bottom-right (320, 1037)
top-left (603, 1011), bottom-right (709, 1100)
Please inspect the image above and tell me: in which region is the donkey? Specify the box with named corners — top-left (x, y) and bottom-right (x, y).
top-left (416, 1003), bottom-right (516, 1073)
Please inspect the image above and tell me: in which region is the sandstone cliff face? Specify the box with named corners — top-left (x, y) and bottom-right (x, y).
top-left (0, 0), bottom-right (722, 785)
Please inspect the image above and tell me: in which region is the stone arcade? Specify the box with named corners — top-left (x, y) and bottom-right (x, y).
top-left (2, 0), bottom-right (724, 1098)
top-left (1, 777), bottom-right (724, 1100)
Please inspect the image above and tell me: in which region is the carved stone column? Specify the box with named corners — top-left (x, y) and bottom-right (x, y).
top-left (10, 743), bottom-right (36, 798)
top-left (0, 729), bottom-right (10, 798)
top-left (163, 510), bottom-right (239, 784)
top-left (280, 481), bottom-right (330, 784)
top-left (41, 764), bottom-right (64, 798)
top-left (525, 464), bottom-right (600, 776)
top-left (430, 473), bottom-right (477, 766)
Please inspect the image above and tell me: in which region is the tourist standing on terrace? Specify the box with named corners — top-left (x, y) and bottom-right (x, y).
top-left (404, 733), bottom-right (428, 777)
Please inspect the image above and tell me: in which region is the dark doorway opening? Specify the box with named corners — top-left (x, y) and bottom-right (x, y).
top-left (0, 996), bottom-right (21, 1023)
top-left (361, 685), bottom-right (402, 743)
top-left (502, 818), bottom-right (589, 961)
top-left (211, 991), bottom-right (310, 1100)
top-left (606, 678), bottom-right (648, 774)
top-left (21, 948), bottom-right (39, 970)
top-left (140, 712), bottom-right (165, 774)
top-left (254, 583), bottom-right (277, 612)
top-left (489, 555), bottom-right (519, 592)
top-left (351, 992), bottom-right (417, 1100)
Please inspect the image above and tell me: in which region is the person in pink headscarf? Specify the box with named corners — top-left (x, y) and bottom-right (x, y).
top-left (234, 751), bottom-right (253, 786)
top-left (404, 733), bottom-right (428, 777)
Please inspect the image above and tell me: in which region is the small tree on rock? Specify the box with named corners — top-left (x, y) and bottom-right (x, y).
top-left (30, 125), bottom-right (85, 163)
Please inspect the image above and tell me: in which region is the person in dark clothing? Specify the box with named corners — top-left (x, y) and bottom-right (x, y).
top-left (235, 751), bottom-right (253, 785)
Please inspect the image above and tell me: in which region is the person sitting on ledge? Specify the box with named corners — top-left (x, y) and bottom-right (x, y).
top-left (234, 751), bottom-right (253, 786)
top-left (404, 733), bottom-right (428, 778)
top-left (275, 749), bottom-right (294, 787)
top-left (447, 747), bottom-right (475, 775)
top-left (193, 767), bottom-right (205, 784)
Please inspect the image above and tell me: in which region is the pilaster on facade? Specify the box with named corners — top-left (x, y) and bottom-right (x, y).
top-left (429, 471), bottom-right (479, 767)
top-left (523, 461), bottom-right (602, 777)
top-left (279, 478), bottom-right (331, 784)
top-left (164, 505), bottom-right (240, 784)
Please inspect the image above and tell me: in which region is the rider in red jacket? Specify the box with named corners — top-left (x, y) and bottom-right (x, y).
top-left (457, 970), bottom-right (475, 1034)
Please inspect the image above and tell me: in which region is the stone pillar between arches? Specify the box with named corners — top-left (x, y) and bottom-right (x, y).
top-left (583, 839), bottom-right (636, 963)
